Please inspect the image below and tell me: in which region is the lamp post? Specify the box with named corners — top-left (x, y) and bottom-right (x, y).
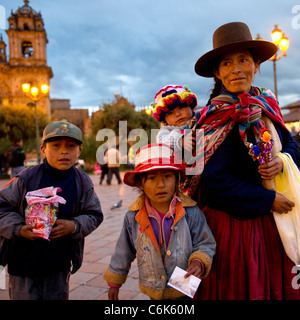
top-left (145, 104), bottom-right (154, 115)
top-left (257, 25), bottom-right (289, 98)
top-left (21, 83), bottom-right (49, 164)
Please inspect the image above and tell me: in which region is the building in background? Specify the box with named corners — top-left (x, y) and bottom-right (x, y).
top-left (0, 0), bottom-right (53, 117)
top-left (0, 0), bottom-right (91, 135)
top-left (282, 100), bottom-right (300, 133)
top-left (51, 98), bottom-right (91, 136)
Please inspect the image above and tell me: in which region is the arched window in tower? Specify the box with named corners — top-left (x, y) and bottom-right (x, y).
top-left (24, 23), bottom-right (29, 30)
top-left (22, 41), bottom-right (33, 57)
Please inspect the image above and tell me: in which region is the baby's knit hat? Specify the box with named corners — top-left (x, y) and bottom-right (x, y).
top-left (151, 84), bottom-right (197, 122)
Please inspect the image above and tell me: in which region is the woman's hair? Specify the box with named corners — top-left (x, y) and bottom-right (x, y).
top-left (206, 50), bottom-right (261, 106)
top-left (206, 76), bottom-right (223, 106)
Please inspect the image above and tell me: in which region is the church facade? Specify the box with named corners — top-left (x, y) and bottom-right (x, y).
top-left (0, 0), bottom-right (53, 117)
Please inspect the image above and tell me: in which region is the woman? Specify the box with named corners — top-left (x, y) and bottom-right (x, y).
top-left (192, 22), bottom-right (300, 299)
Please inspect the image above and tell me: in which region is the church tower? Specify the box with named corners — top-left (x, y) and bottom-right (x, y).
top-left (0, 34), bottom-right (7, 63)
top-left (0, 0), bottom-right (53, 116)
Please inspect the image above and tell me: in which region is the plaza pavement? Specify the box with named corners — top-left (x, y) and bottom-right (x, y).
top-left (0, 173), bottom-right (149, 300)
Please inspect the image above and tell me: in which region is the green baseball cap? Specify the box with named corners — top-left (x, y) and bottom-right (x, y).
top-left (42, 121), bottom-right (83, 144)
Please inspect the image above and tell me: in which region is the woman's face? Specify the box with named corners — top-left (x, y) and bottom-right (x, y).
top-left (214, 50), bottom-right (259, 94)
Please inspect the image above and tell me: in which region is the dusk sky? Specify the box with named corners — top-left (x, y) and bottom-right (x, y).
top-left (1, 0), bottom-right (299, 114)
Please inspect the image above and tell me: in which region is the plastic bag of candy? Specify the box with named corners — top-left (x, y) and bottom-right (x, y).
top-left (25, 187), bottom-right (67, 240)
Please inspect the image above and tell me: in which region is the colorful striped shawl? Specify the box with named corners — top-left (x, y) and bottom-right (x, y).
top-left (180, 86), bottom-right (287, 197)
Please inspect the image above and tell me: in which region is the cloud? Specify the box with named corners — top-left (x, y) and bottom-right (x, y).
top-left (1, 0), bottom-right (300, 111)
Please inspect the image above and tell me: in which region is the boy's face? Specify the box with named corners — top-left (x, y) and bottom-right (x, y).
top-left (41, 137), bottom-right (82, 171)
top-left (164, 106), bottom-right (193, 127)
top-left (139, 169), bottom-right (177, 213)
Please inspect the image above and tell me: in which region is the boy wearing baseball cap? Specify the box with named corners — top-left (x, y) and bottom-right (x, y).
top-left (0, 121), bottom-right (103, 300)
top-left (103, 143), bottom-right (215, 300)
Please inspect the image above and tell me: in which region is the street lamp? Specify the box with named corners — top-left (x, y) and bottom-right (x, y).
top-left (145, 107), bottom-right (152, 115)
top-left (145, 104), bottom-right (154, 115)
top-left (21, 82), bottom-right (49, 164)
top-left (257, 25), bottom-right (289, 98)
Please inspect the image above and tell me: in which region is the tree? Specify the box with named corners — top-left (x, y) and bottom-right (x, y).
top-left (92, 95), bottom-right (159, 138)
top-left (86, 95), bottom-right (160, 168)
top-left (0, 104), bottom-right (49, 142)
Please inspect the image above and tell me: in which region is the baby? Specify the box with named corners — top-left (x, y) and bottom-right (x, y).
top-left (152, 84), bottom-right (199, 155)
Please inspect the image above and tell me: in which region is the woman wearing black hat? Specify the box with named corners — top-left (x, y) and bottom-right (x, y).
top-left (190, 22), bottom-right (300, 299)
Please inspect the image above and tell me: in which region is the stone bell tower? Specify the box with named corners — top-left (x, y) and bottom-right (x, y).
top-left (0, 0), bottom-right (53, 116)
top-left (0, 34), bottom-right (7, 63)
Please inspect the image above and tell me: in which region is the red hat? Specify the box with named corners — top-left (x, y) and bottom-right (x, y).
top-left (123, 143), bottom-right (185, 187)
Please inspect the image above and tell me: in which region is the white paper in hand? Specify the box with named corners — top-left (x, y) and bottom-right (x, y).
top-left (167, 266), bottom-right (201, 298)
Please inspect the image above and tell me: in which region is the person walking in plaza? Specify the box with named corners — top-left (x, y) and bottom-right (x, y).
top-left (104, 146), bottom-right (122, 185)
top-left (104, 143), bottom-right (216, 300)
top-left (0, 121), bottom-right (103, 300)
top-left (190, 22), bottom-right (300, 299)
top-left (7, 139), bottom-right (26, 178)
top-left (99, 148), bottom-right (108, 185)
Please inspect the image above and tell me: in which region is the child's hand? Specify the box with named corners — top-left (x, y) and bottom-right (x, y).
top-left (20, 223), bottom-right (40, 240)
top-left (50, 219), bottom-right (76, 239)
top-left (184, 260), bottom-right (204, 279)
top-left (108, 287), bottom-right (119, 300)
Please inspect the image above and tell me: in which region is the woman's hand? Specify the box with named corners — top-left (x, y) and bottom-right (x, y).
top-left (258, 156), bottom-right (283, 180)
top-left (272, 192), bottom-right (295, 214)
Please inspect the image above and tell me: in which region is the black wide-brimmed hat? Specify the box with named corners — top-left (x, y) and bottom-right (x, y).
top-left (194, 22), bottom-right (278, 77)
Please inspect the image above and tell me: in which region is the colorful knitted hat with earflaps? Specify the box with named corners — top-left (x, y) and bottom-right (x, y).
top-left (151, 85), bottom-right (197, 122)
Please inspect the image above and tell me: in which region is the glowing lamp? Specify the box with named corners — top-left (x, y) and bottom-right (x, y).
top-left (271, 25), bottom-right (283, 45)
top-left (22, 83), bottom-right (31, 93)
top-left (145, 108), bottom-right (152, 115)
top-left (41, 84), bottom-right (49, 94)
top-left (279, 35), bottom-right (289, 53)
top-left (30, 86), bottom-right (39, 96)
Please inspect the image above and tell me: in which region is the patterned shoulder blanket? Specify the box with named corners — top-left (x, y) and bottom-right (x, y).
top-left (180, 86), bottom-right (287, 197)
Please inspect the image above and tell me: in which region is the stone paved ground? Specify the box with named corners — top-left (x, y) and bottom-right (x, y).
top-left (0, 173), bottom-right (149, 300)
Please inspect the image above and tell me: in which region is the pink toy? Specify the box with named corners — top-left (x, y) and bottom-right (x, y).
top-left (25, 187), bottom-right (66, 240)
